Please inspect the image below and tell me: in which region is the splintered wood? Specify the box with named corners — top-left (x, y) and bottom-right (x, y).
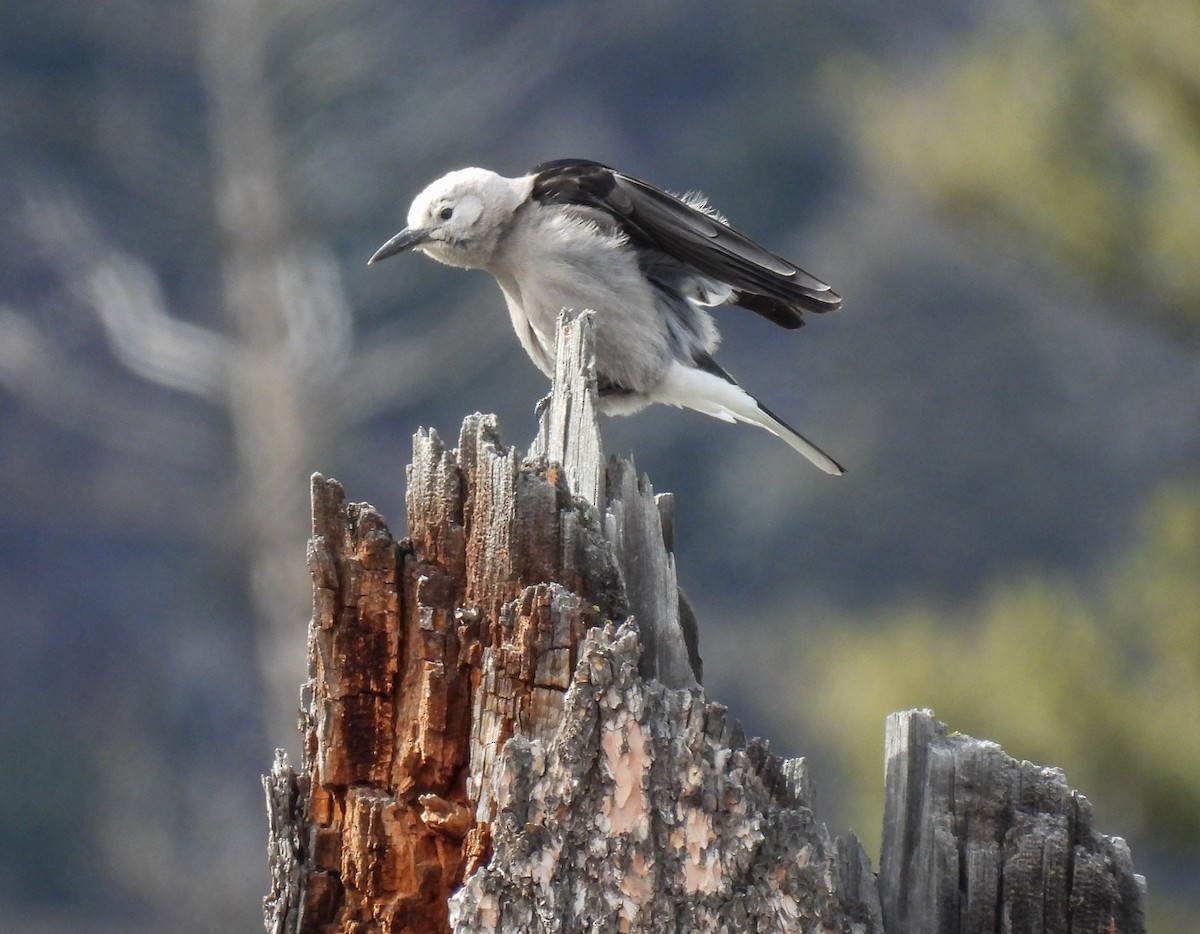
top-left (261, 312), bottom-right (877, 932)
top-left (297, 426), bottom-right (619, 933)
top-left (879, 710), bottom-right (1146, 934)
top-left (264, 312), bottom-right (1145, 934)
top-left (280, 458), bottom-right (877, 934)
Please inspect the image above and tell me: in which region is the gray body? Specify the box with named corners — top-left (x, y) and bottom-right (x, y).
top-left (490, 197), bottom-right (719, 405)
top-left (369, 160), bottom-right (845, 474)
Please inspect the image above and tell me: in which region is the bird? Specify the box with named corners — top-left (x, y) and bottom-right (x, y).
top-left (368, 158), bottom-right (845, 474)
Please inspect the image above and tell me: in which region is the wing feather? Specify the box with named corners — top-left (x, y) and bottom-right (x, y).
top-left (530, 158), bottom-right (841, 329)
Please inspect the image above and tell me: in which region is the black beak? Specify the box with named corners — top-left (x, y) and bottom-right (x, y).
top-left (367, 227), bottom-right (429, 265)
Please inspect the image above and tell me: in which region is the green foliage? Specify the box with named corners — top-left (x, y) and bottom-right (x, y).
top-left (788, 485), bottom-right (1200, 931)
top-left (834, 0), bottom-right (1200, 337)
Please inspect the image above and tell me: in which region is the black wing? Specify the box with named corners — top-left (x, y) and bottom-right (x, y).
top-left (529, 158), bottom-right (840, 329)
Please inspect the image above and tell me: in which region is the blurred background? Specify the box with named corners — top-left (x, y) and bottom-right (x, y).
top-left (1, 1), bottom-right (1197, 930)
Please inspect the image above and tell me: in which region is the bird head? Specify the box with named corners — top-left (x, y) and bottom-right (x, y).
top-left (369, 167), bottom-right (528, 270)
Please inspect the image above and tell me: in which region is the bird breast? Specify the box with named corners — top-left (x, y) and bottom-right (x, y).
top-left (489, 204), bottom-right (676, 394)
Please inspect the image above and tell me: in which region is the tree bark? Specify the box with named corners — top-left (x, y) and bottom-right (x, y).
top-left (264, 312), bottom-right (1144, 933)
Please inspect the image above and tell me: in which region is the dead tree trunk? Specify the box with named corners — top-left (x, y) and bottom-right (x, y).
top-left (880, 709), bottom-right (1145, 934)
top-left (263, 312), bottom-right (1145, 933)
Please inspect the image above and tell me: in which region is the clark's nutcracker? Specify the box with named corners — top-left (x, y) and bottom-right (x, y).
top-left (369, 158), bottom-right (845, 474)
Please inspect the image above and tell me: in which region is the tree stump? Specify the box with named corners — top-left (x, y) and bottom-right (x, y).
top-left (879, 709), bottom-right (1146, 934)
top-left (263, 312), bottom-right (1145, 933)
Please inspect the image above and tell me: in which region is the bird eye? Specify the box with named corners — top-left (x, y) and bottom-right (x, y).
top-left (438, 206), bottom-right (454, 220)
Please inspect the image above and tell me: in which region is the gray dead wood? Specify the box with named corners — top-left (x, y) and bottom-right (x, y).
top-left (529, 311), bottom-right (698, 689)
top-left (263, 751), bottom-right (307, 934)
top-left (263, 311), bottom-right (1144, 934)
top-left (879, 709), bottom-right (1146, 934)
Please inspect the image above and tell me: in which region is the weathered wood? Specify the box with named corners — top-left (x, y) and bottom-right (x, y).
top-left (531, 311), bottom-right (697, 689)
top-left (450, 619), bottom-right (882, 932)
top-left (291, 433), bottom-right (626, 932)
top-left (263, 311), bottom-right (879, 932)
top-left (879, 709), bottom-right (1145, 934)
top-left (528, 309), bottom-right (604, 511)
top-left (263, 751), bottom-right (307, 934)
top-left (264, 312), bottom-right (1145, 933)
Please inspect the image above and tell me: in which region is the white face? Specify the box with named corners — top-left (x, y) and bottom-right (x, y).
top-left (404, 168), bottom-right (511, 269)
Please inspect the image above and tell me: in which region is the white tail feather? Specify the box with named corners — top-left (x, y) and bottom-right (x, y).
top-left (650, 363), bottom-right (845, 475)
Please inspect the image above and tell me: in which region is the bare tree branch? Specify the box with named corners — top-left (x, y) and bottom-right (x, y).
top-left (23, 196), bottom-right (238, 403)
top-left (84, 255), bottom-right (236, 403)
top-left (0, 307), bottom-right (223, 466)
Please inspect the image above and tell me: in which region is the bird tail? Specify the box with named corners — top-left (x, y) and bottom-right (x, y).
top-left (652, 359), bottom-right (845, 475)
